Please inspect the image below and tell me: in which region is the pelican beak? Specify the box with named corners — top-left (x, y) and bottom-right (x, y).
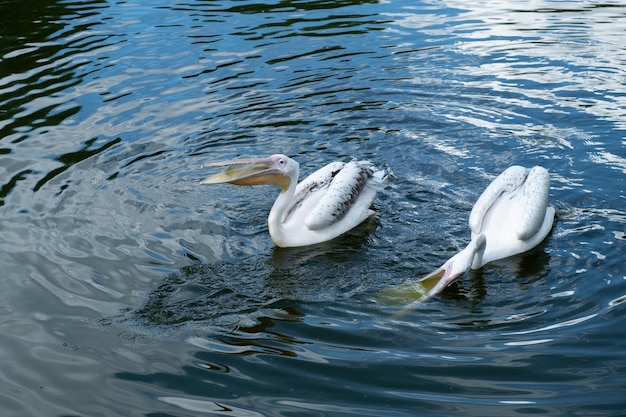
top-left (422, 262), bottom-right (455, 297)
top-left (200, 157), bottom-right (287, 188)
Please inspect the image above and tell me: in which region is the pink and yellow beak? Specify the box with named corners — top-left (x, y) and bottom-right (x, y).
top-left (421, 261), bottom-right (456, 298)
top-left (200, 157), bottom-right (289, 189)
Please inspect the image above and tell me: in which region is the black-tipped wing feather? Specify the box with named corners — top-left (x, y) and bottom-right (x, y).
top-left (304, 161), bottom-right (374, 230)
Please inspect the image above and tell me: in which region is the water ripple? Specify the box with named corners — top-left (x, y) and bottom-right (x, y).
top-left (1, 1), bottom-right (626, 416)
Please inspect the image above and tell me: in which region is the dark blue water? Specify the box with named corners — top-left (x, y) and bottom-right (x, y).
top-left (1, 0), bottom-right (625, 416)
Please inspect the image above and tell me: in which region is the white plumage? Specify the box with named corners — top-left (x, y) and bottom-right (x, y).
top-left (201, 154), bottom-right (386, 248)
top-left (423, 165), bottom-right (556, 297)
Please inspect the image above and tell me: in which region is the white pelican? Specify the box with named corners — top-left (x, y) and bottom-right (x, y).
top-left (200, 154), bottom-right (386, 248)
top-left (422, 165), bottom-right (555, 298)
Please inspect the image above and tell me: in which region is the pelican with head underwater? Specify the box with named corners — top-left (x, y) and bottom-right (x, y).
top-left (200, 154), bottom-right (387, 248)
top-left (416, 165), bottom-right (556, 300)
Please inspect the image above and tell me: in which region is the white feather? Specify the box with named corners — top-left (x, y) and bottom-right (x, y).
top-left (305, 161), bottom-right (373, 230)
top-left (283, 161), bottom-right (345, 223)
top-left (517, 166), bottom-right (551, 240)
top-left (469, 165), bottom-right (528, 234)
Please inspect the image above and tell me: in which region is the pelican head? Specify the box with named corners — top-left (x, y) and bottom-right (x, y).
top-left (423, 233), bottom-right (487, 297)
top-left (200, 154), bottom-right (298, 192)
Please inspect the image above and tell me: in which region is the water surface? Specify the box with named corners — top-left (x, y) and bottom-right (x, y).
top-left (1, 0), bottom-right (625, 416)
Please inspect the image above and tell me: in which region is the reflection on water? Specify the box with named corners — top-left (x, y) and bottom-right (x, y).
top-left (1, 0), bottom-right (626, 416)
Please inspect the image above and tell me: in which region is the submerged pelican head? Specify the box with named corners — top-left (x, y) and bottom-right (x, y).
top-left (424, 233), bottom-right (487, 297)
top-left (200, 154), bottom-right (298, 192)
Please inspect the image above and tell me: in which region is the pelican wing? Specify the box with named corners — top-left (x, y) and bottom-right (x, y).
top-left (294, 161), bottom-right (346, 200)
top-left (516, 166), bottom-right (551, 240)
top-left (469, 165), bottom-right (528, 234)
top-left (282, 161), bottom-right (345, 223)
top-left (305, 161), bottom-right (375, 230)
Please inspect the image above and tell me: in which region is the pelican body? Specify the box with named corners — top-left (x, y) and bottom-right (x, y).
top-left (201, 154), bottom-right (386, 248)
top-left (423, 165), bottom-right (555, 297)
